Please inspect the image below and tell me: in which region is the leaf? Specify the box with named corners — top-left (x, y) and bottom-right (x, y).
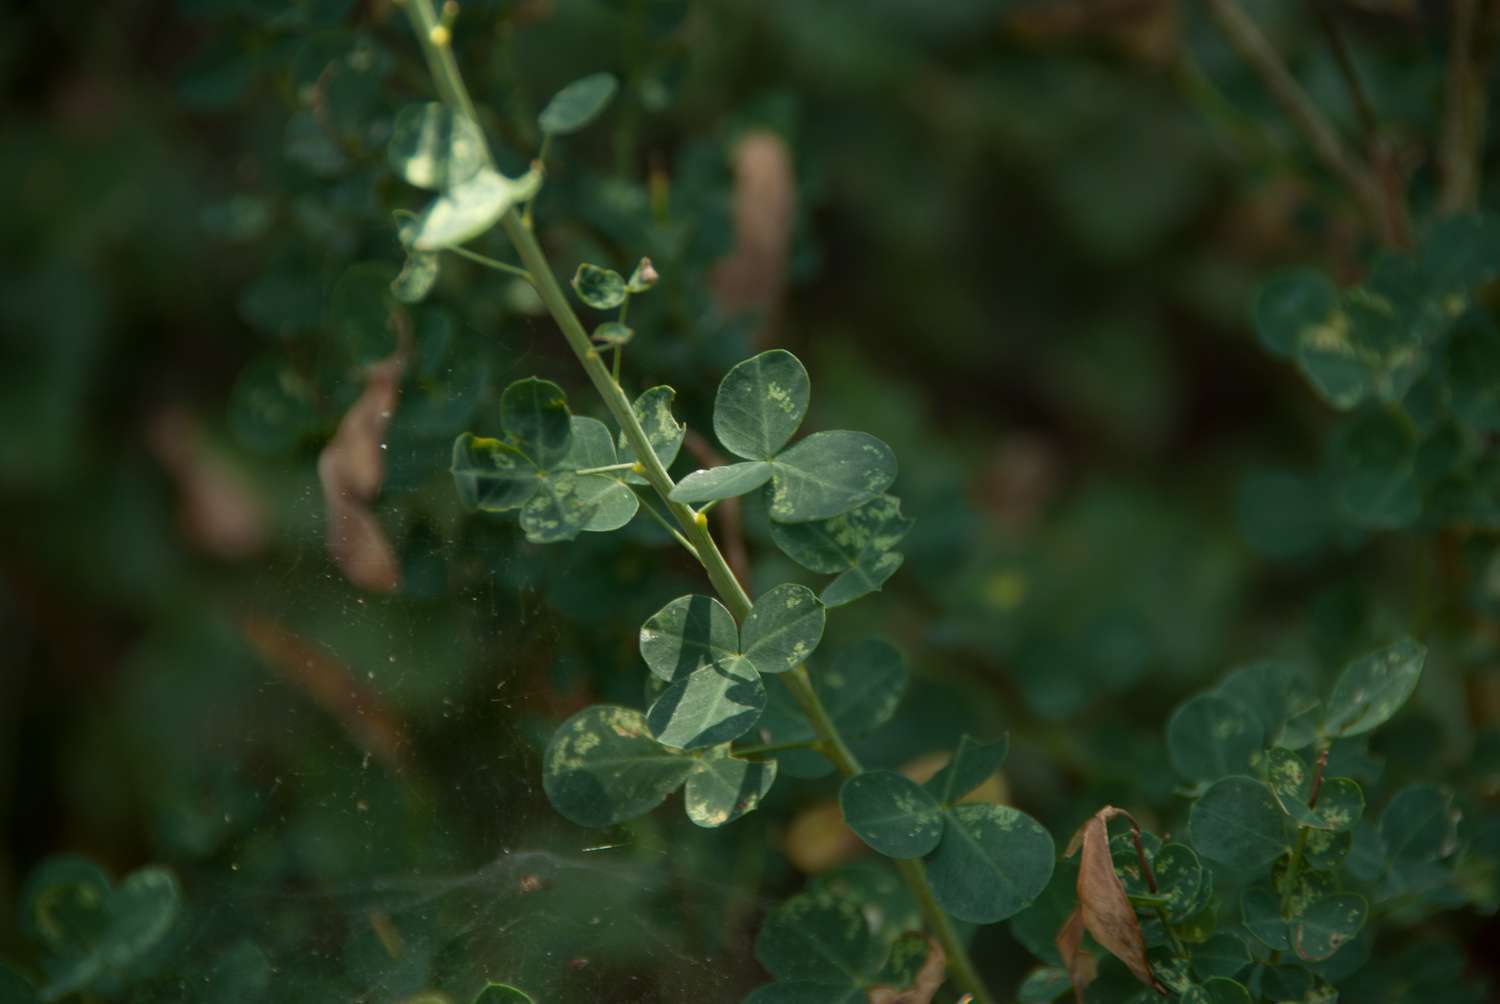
top-left (1184, 979), bottom-right (1252, 1004)
top-left (638, 594), bottom-right (739, 683)
top-left (1265, 748), bottom-right (1364, 831)
top-left (925, 803), bottom-right (1055, 924)
top-left (1291, 894), bottom-right (1366, 962)
top-left (19, 857), bottom-right (112, 955)
top-left (684, 751), bottom-right (776, 828)
top-left (866, 938), bottom-right (945, 1004)
top-left (1062, 807), bottom-right (1163, 996)
top-left (1017, 966), bottom-right (1073, 1004)
top-left (500, 377), bottom-right (573, 470)
top-left (591, 320), bottom-right (633, 346)
top-left (924, 734), bottom-right (1009, 805)
top-left (451, 433), bottom-right (537, 511)
top-left (472, 983), bottom-right (536, 1003)
top-left (1188, 776), bottom-right (1288, 871)
top-left (1054, 907), bottom-right (1096, 1003)
top-left (1333, 408), bottom-right (1421, 529)
top-left (1152, 843), bottom-right (1204, 922)
top-left (1166, 694), bottom-right (1264, 783)
top-left (571, 263), bottom-right (627, 310)
top-left (1253, 267), bottom-right (1339, 359)
top-left (387, 102), bottom-right (487, 190)
top-left (1191, 933), bottom-right (1251, 979)
top-left (101, 867), bottom-right (180, 967)
top-left (1379, 783), bottom-right (1454, 862)
top-left (391, 249), bottom-right (440, 303)
top-left (563, 417), bottom-right (638, 532)
top-left (538, 72), bottom-right (619, 134)
top-left (542, 705), bottom-right (696, 827)
top-left (1214, 660), bottom-right (1319, 749)
top-left (1420, 210), bottom-right (1500, 298)
top-left (646, 659), bottom-right (766, 749)
top-left (517, 472), bottom-right (593, 543)
top-left (767, 431), bottom-right (898, 523)
top-left (669, 460), bottom-right (775, 503)
top-left (769, 493), bottom-right (914, 606)
top-left (754, 889), bottom-right (883, 985)
top-left (1322, 637), bottom-right (1426, 737)
top-left (817, 639), bottom-right (909, 737)
top-left (715, 349), bottom-right (810, 460)
top-left (408, 165), bottom-right (542, 251)
top-left (618, 385), bottom-right (685, 484)
top-left (1240, 881), bottom-right (1289, 950)
top-left (839, 770), bottom-right (945, 858)
top-left (741, 583), bottom-right (825, 675)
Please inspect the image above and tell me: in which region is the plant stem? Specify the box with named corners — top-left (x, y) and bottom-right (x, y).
top-left (1205, 0), bottom-right (1407, 246)
top-left (1307, 0), bottom-right (1378, 145)
top-left (401, 8), bottom-right (994, 1000)
top-left (573, 461), bottom-right (638, 476)
top-left (1440, 0), bottom-right (1495, 212)
top-left (631, 490), bottom-right (699, 558)
top-left (731, 738), bottom-right (819, 757)
top-left (1281, 827), bottom-right (1311, 918)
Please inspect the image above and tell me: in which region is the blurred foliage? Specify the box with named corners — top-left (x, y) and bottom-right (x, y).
top-left (3, 0), bottom-right (1500, 1002)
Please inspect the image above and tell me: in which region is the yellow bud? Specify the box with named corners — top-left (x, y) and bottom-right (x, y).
top-left (630, 461), bottom-right (645, 475)
top-left (428, 24), bottom-right (451, 46)
top-left (693, 510), bottom-right (709, 529)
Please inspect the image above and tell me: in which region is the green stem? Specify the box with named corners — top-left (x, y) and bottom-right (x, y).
top-left (402, 10), bottom-right (992, 1002)
top-left (731, 738), bottom-right (819, 757)
top-left (1282, 827), bottom-right (1311, 917)
top-left (521, 133), bottom-right (552, 229)
top-left (447, 245), bottom-right (533, 281)
top-left (630, 489), bottom-right (698, 558)
top-left (574, 461), bottom-right (637, 476)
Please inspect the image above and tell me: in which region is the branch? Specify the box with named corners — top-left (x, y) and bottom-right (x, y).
top-left (1440, 0), bottom-right (1497, 213)
top-left (1206, 0), bottom-right (1407, 246)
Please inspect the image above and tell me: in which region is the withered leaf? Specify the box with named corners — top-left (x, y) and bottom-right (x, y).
top-left (1060, 805), bottom-right (1164, 1000)
top-left (867, 938), bottom-right (945, 1004)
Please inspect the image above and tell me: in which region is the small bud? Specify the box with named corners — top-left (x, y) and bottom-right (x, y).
top-left (637, 258), bottom-right (658, 285)
top-left (428, 24), bottom-right (451, 47)
top-left (630, 461), bottom-right (645, 475)
top-left (693, 510), bottom-right (709, 528)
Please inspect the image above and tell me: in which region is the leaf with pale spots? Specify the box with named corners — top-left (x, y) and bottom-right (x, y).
top-left (517, 471), bottom-right (592, 543)
top-left (387, 103), bottom-right (487, 191)
top-left (1167, 693), bottom-right (1264, 783)
top-left (924, 734), bottom-right (1009, 805)
top-left (562, 416), bottom-right (638, 532)
top-left (684, 751), bottom-right (776, 828)
top-left (1265, 748), bottom-right (1364, 831)
top-left (571, 263), bottom-right (627, 310)
top-left (390, 249), bottom-right (440, 303)
top-left (408, 165), bottom-right (541, 251)
top-left (1322, 638), bottom-right (1425, 737)
top-left (767, 431), bottom-right (897, 523)
top-left (770, 493), bottom-right (914, 607)
top-left (1292, 894), bottom-right (1367, 962)
top-left (541, 705), bottom-right (696, 827)
top-left (740, 583), bottom-right (825, 675)
top-left (618, 385), bottom-right (685, 484)
top-left (451, 434), bottom-right (537, 512)
top-left (924, 803), bottom-right (1054, 924)
top-left (840, 770), bottom-right (944, 859)
top-left (638, 594), bottom-right (740, 683)
top-left (714, 349), bottom-right (809, 460)
top-left (500, 377), bottom-right (573, 469)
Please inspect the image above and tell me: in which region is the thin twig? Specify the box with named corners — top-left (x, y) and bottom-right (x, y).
top-left (1206, 0), bottom-right (1406, 246)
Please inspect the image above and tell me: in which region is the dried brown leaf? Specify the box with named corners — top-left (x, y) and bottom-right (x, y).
top-left (1055, 906), bottom-right (1097, 1004)
top-left (318, 356), bottom-right (403, 593)
top-left (866, 938), bottom-right (945, 1004)
top-left (1062, 806), bottom-right (1164, 998)
top-left (148, 407), bottom-right (269, 559)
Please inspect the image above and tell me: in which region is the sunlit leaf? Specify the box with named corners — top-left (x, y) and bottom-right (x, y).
top-left (669, 461), bottom-right (774, 503)
top-left (542, 705), bottom-right (695, 827)
top-left (638, 594), bottom-right (739, 683)
top-left (684, 750), bottom-right (776, 828)
top-left (408, 165), bottom-right (541, 251)
top-left (767, 431), bottom-right (898, 523)
top-left (740, 583), bottom-right (825, 675)
top-left (391, 249), bottom-right (440, 303)
top-left (618, 385), bottom-right (685, 484)
top-left (715, 349), bottom-right (810, 461)
top-left (646, 658), bottom-right (766, 749)
top-left (387, 102), bottom-right (487, 190)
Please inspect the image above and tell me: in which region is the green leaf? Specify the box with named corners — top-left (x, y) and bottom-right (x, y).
top-left (472, 982), bottom-right (536, 1003)
top-left (388, 103), bottom-right (487, 190)
top-left (1017, 966), bottom-right (1072, 1004)
top-left (391, 249), bottom-right (440, 303)
top-left (1191, 933), bottom-right (1251, 979)
top-left (1291, 895), bottom-right (1366, 962)
top-left (741, 583), bottom-right (825, 675)
top-left (646, 659), bottom-right (766, 750)
top-left (744, 982), bottom-right (865, 1004)
top-left (924, 734), bottom-right (1009, 805)
top-left (715, 349), bottom-right (810, 460)
top-left (1333, 407), bottom-right (1421, 529)
top-left (451, 433), bottom-right (538, 511)
top-left (500, 377), bottom-right (573, 469)
top-left (1241, 881), bottom-right (1289, 951)
top-left (571, 263), bottom-right (627, 310)
top-left (591, 321), bottom-right (633, 346)
top-left (538, 72), bottom-right (619, 135)
top-left (20, 856), bottom-right (114, 954)
top-left (669, 461), bottom-right (774, 502)
top-left (100, 867), bottom-right (180, 967)
top-left (619, 386), bottom-right (685, 484)
top-left (1323, 638), bottom-right (1426, 737)
top-left (1253, 267), bottom-right (1339, 359)
top-left (1380, 783), bottom-right (1454, 862)
top-left (542, 705), bottom-right (696, 827)
top-left (329, 262), bottom-right (399, 364)
top-left (684, 750), bottom-right (776, 828)
top-left (1153, 843), bottom-right (1204, 921)
top-left (639, 594), bottom-right (739, 683)
top-left (564, 417), bottom-right (638, 531)
top-left (408, 165), bottom-right (542, 251)
top-left (924, 803), bottom-right (1055, 923)
top-left (1442, 309), bottom-right (1500, 431)
top-left (755, 889), bottom-right (882, 985)
top-left (769, 493), bottom-right (914, 606)
top-left (839, 770), bottom-right (944, 859)
top-left (1215, 660), bottom-right (1319, 749)
top-left (1166, 694), bottom-right (1264, 783)
top-left (1188, 776), bottom-right (1288, 871)
top-left (518, 472), bottom-right (593, 542)
top-left (1420, 210), bottom-right (1500, 298)
top-left (1185, 978), bottom-right (1252, 1004)
top-left (1265, 748), bottom-right (1364, 831)
top-left (816, 639), bottom-right (909, 737)
top-left (767, 431), bottom-right (898, 522)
